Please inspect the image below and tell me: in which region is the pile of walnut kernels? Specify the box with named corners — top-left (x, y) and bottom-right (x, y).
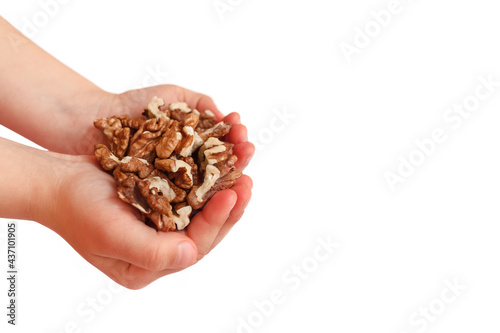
top-left (93, 97), bottom-right (241, 231)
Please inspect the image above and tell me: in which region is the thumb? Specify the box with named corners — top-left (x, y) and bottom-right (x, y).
top-left (91, 213), bottom-right (198, 271)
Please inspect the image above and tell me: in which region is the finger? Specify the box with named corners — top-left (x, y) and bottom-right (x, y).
top-left (223, 112), bottom-right (241, 125)
top-left (210, 175), bottom-right (253, 250)
top-left (91, 212), bottom-right (197, 272)
top-left (186, 189), bottom-right (237, 259)
top-left (176, 86), bottom-right (225, 120)
top-left (194, 95), bottom-right (224, 121)
top-left (88, 254), bottom-right (185, 290)
top-left (141, 84), bottom-right (224, 120)
top-left (226, 124), bottom-right (248, 144)
top-left (233, 142), bottom-right (255, 171)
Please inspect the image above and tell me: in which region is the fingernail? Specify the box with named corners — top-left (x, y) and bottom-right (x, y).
top-left (176, 242), bottom-right (196, 268)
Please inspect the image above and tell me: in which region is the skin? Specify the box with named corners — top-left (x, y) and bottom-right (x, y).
top-left (0, 17), bottom-right (255, 289)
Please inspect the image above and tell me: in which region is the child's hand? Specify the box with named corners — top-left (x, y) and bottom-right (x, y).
top-left (42, 155), bottom-right (253, 289)
top-left (72, 85), bottom-right (255, 169)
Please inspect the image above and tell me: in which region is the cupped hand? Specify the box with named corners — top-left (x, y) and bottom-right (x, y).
top-left (47, 85), bottom-right (254, 289)
top-left (46, 155), bottom-right (253, 289)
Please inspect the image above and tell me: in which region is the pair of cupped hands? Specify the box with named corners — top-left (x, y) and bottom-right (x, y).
top-left (30, 85), bottom-right (254, 289)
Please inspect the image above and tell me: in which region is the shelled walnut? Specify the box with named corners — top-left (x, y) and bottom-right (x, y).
top-left (93, 97), bottom-right (241, 231)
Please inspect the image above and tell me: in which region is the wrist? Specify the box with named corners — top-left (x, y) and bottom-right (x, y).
top-left (0, 138), bottom-right (72, 224)
top-left (0, 17), bottom-right (116, 156)
top-left (58, 88), bottom-right (116, 156)
top-left (27, 151), bottom-right (86, 231)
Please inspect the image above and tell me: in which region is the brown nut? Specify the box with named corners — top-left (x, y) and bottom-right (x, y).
top-left (146, 170), bottom-right (186, 203)
top-left (144, 96), bottom-right (169, 119)
top-left (120, 156), bottom-right (154, 179)
top-left (156, 129), bottom-right (182, 159)
top-left (187, 165), bottom-right (220, 209)
top-left (181, 112), bottom-right (200, 128)
top-left (168, 102), bottom-right (192, 123)
top-left (120, 115), bottom-right (146, 130)
top-left (198, 121), bottom-right (232, 141)
top-left (155, 157), bottom-right (194, 189)
top-left (175, 126), bottom-right (195, 157)
top-left (196, 110), bottom-right (218, 130)
top-left (95, 144), bottom-right (153, 178)
top-left (94, 144), bottom-right (121, 171)
top-left (187, 166), bottom-right (241, 210)
top-left (144, 185), bottom-right (175, 232)
top-left (172, 204), bottom-right (193, 230)
top-left (147, 211), bottom-right (176, 232)
top-left (94, 116), bottom-right (129, 158)
top-left (112, 127), bottom-right (130, 159)
top-left (127, 118), bottom-right (169, 162)
top-left (94, 116), bottom-right (122, 143)
top-left (114, 169), bottom-right (151, 214)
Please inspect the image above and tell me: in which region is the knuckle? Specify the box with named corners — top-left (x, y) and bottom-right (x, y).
top-left (144, 241), bottom-right (175, 272)
top-left (112, 267), bottom-right (151, 290)
top-left (118, 277), bottom-right (149, 290)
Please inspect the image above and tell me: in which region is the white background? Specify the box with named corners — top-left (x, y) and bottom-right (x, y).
top-left (1, 0), bottom-right (500, 332)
